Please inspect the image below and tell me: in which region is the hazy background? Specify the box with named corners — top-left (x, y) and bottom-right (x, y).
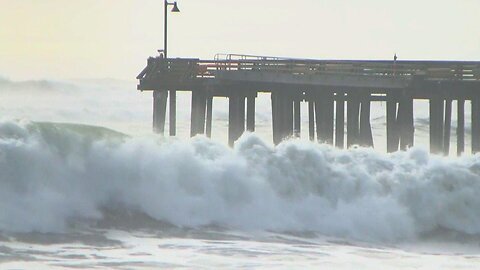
top-left (1, 0), bottom-right (479, 80)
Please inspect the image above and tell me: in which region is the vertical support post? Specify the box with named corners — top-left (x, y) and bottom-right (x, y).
top-left (169, 90), bottom-right (176, 136)
top-left (386, 93), bottom-right (399, 152)
top-left (294, 98), bottom-right (301, 138)
top-left (308, 100), bottom-right (315, 141)
top-left (206, 95), bottom-right (213, 138)
top-left (314, 93), bottom-right (323, 143)
top-left (359, 96), bottom-right (374, 147)
top-left (153, 90), bottom-right (168, 135)
top-left (325, 92), bottom-right (335, 145)
top-left (429, 97), bottom-right (444, 154)
top-left (283, 91), bottom-right (294, 140)
top-left (229, 92), bottom-right (239, 147)
top-left (443, 99), bottom-right (452, 155)
top-left (271, 92), bottom-right (280, 145)
top-left (399, 91), bottom-right (414, 150)
top-left (347, 92), bottom-right (360, 147)
top-left (457, 98), bottom-right (465, 156)
top-left (272, 89), bottom-right (294, 144)
top-left (335, 92), bottom-right (345, 149)
top-left (472, 98), bottom-right (480, 154)
top-left (229, 91), bottom-right (246, 146)
top-left (238, 95), bottom-right (246, 138)
top-left (316, 91), bottom-right (334, 144)
top-left (246, 94), bottom-right (256, 132)
top-left (190, 88), bottom-right (207, 137)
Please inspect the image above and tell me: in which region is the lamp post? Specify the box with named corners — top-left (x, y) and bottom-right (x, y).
top-left (164, 1), bottom-right (180, 136)
top-left (164, 1), bottom-right (180, 58)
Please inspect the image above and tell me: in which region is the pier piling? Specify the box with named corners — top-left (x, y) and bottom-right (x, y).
top-left (443, 98), bottom-right (452, 155)
top-left (359, 96), bottom-right (374, 147)
top-left (457, 98), bottom-right (465, 155)
top-left (246, 94), bottom-right (256, 132)
top-left (472, 98), bottom-right (480, 153)
top-left (190, 88), bottom-right (207, 137)
top-left (153, 90), bottom-right (168, 135)
top-left (206, 95), bottom-right (213, 138)
top-left (335, 92), bottom-right (345, 149)
top-left (347, 93), bottom-right (361, 147)
top-left (308, 101), bottom-right (315, 141)
top-left (386, 93), bottom-right (399, 152)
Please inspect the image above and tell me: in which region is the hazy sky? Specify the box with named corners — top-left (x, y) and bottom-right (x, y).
top-left (1, 0), bottom-right (479, 80)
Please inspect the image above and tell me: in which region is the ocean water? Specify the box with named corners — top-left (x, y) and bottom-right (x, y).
top-left (0, 78), bottom-right (479, 269)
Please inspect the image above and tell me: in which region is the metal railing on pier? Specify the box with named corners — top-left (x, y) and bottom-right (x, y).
top-left (137, 54), bottom-right (480, 83)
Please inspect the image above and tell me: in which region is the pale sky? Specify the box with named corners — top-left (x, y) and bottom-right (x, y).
top-left (1, 0), bottom-right (479, 80)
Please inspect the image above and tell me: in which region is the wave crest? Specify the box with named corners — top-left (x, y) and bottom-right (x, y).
top-left (1, 120), bottom-right (480, 243)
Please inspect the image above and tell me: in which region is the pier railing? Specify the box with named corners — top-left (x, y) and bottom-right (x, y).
top-left (137, 57), bottom-right (480, 83)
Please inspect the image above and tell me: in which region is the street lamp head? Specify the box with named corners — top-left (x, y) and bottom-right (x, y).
top-left (171, 2), bottom-right (180, 12)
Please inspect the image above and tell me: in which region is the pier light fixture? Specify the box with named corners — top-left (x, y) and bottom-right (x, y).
top-left (171, 2), bottom-right (180, 12)
top-left (164, 1), bottom-right (180, 58)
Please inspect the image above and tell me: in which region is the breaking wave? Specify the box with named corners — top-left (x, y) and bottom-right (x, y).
top-left (1, 120), bottom-right (480, 243)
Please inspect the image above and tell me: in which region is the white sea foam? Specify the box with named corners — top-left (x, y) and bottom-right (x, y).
top-left (1, 120), bottom-right (480, 243)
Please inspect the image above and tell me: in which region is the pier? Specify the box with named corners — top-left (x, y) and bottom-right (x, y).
top-left (137, 54), bottom-right (480, 155)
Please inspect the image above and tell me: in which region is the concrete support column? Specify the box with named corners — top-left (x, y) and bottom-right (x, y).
top-left (190, 88), bottom-right (207, 137)
top-left (430, 97), bottom-right (444, 154)
top-left (347, 92), bottom-right (361, 147)
top-left (153, 90), bottom-right (168, 135)
top-left (359, 97), bottom-right (374, 147)
top-left (308, 101), bottom-right (315, 141)
top-left (457, 98), bottom-right (465, 156)
top-left (206, 95), bottom-right (213, 138)
top-left (271, 90), bottom-right (293, 145)
top-left (398, 92), bottom-right (414, 150)
top-left (443, 99), bottom-right (452, 155)
top-left (472, 98), bottom-right (480, 154)
top-left (316, 91), bottom-right (334, 144)
top-left (246, 94), bottom-right (256, 132)
top-left (169, 90), bottom-right (176, 136)
top-left (229, 91), bottom-right (246, 147)
top-left (335, 92), bottom-right (345, 149)
top-left (386, 93), bottom-right (399, 152)
top-left (294, 98), bottom-right (301, 138)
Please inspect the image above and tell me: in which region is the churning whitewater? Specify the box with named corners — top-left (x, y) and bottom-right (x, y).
top-left (1, 120), bottom-right (480, 243)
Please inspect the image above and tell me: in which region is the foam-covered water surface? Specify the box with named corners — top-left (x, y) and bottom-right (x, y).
top-left (1, 79), bottom-right (480, 269)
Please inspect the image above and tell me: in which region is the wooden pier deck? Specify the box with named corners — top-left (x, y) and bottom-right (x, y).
top-left (137, 54), bottom-right (480, 155)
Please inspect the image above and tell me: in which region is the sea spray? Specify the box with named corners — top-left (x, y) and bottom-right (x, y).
top-left (1, 120), bottom-right (480, 243)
